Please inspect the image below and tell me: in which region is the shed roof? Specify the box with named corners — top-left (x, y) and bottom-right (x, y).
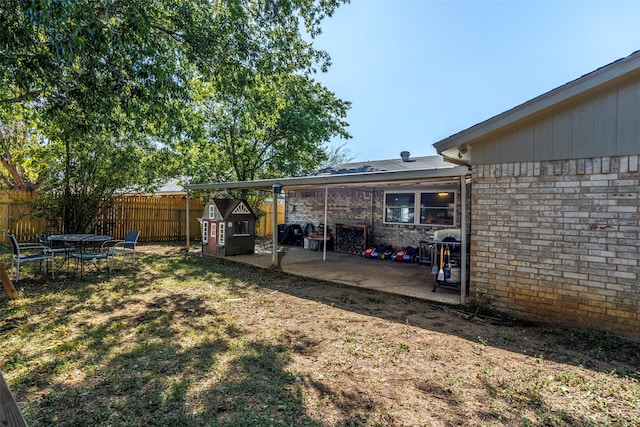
top-left (433, 50), bottom-right (640, 163)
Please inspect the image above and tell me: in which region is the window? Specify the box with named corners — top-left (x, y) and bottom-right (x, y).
top-left (202, 221), bottom-right (209, 243)
top-left (218, 222), bottom-right (225, 245)
top-left (210, 223), bottom-right (216, 238)
top-left (232, 221), bottom-right (250, 236)
top-left (208, 205), bottom-right (216, 219)
top-left (385, 193), bottom-right (415, 224)
top-left (420, 192), bottom-right (455, 225)
top-left (384, 190), bottom-right (456, 226)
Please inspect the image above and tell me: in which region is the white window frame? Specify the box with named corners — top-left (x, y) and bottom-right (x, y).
top-left (383, 189), bottom-right (457, 227)
top-left (218, 222), bottom-right (225, 246)
top-left (202, 221), bottom-right (209, 243)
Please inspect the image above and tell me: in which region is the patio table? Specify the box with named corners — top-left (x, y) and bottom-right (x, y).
top-left (48, 234), bottom-right (112, 278)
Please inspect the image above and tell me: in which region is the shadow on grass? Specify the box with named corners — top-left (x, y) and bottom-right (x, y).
top-left (9, 246), bottom-right (640, 378)
top-left (1, 246), bottom-right (638, 426)
top-left (1, 251), bottom-right (372, 425)
top-left (183, 253), bottom-right (640, 378)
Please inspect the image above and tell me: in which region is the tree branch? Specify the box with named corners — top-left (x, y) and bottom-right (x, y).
top-left (0, 157), bottom-right (26, 191)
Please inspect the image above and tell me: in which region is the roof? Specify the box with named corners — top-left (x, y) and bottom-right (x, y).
top-left (202, 199), bottom-right (256, 219)
top-left (433, 50), bottom-right (640, 163)
top-left (309, 155), bottom-right (453, 176)
top-left (124, 178), bottom-right (186, 196)
top-left (185, 154), bottom-right (468, 192)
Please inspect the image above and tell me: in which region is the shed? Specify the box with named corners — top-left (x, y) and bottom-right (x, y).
top-left (200, 199), bottom-right (257, 256)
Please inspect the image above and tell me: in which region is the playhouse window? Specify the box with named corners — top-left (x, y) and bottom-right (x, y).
top-left (232, 221), bottom-right (250, 236)
top-left (218, 222), bottom-right (225, 245)
top-left (202, 221), bottom-right (209, 243)
top-left (384, 190), bottom-right (456, 226)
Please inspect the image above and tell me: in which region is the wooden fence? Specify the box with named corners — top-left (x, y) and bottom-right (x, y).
top-left (255, 198), bottom-right (285, 238)
top-left (0, 192), bottom-right (283, 243)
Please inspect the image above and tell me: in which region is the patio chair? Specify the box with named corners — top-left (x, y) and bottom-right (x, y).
top-left (103, 230), bottom-right (140, 271)
top-left (37, 232), bottom-right (76, 273)
top-left (70, 242), bottom-right (109, 280)
top-left (8, 233), bottom-right (54, 282)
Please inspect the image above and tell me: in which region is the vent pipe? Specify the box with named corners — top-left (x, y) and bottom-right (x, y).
top-left (400, 151), bottom-right (410, 162)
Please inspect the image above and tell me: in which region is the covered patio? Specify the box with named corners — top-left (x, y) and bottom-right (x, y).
top-left (185, 160), bottom-right (469, 307)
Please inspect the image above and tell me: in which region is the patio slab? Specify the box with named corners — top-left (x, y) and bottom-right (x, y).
top-left (226, 244), bottom-right (463, 306)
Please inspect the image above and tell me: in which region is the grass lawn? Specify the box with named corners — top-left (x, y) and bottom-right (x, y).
top-left (1, 243), bottom-right (639, 426)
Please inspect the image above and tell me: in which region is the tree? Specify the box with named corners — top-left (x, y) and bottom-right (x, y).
top-left (182, 73), bottom-right (350, 184)
top-left (1, 0), bottom-right (350, 232)
top-left (319, 142), bottom-right (356, 170)
top-left (0, 121), bottom-right (50, 192)
top-left (178, 72), bottom-right (351, 214)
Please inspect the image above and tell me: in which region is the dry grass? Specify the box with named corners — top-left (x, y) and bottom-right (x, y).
top-left (1, 243), bottom-right (638, 426)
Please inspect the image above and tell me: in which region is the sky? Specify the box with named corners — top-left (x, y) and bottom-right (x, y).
top-left (311, 0), bottom-right (640, 162)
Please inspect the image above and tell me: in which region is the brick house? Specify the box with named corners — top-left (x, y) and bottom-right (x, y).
top-left (434, 51), bottom-right (640, 339)
top-left (186, 157), bottom-right (471, 301)
top-left (185, 51), bottom-right (640, 339)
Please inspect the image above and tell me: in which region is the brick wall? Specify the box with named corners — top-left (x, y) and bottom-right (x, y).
top-left (286, 188), bottom-right (373, 229)
top-left (471, 155), bottom-right (639, 338)
top-left (287, 182), bottom-right (470, 250)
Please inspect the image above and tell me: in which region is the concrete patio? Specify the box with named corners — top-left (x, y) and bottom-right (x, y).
top-left (226, 242), bottom-right (464, 306)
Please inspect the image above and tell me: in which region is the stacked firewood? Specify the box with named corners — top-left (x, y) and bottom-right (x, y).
top-left (307, 224), bottom-right (332, 240)
top-left (335, 224), bottom-right (370, 255)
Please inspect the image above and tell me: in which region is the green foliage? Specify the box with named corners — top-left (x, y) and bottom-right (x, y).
top-left (182, 73), bottom-right (350, 184)
top-left (1, 0), bottom-right (351, 231)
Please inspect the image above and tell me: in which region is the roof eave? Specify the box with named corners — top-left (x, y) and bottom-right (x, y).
top-left (184, 166), bottom-right (470, 192)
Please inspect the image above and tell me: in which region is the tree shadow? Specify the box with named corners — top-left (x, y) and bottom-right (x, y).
top-left (180, 252), bottom-right (640, 380)
top-left (1, 264), bottom-right (370, 426)
top-left (2, 247), bottom-right (638, 426)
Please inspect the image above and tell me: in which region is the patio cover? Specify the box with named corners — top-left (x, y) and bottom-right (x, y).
top-left (185, 162), bottom-right (468, 254)
top-left (184, 163), bottom-right (470, 303)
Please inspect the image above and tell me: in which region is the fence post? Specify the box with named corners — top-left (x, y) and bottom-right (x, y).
top-left (186, 192), bottom-right (190, 252)
top-left (4, 203), bottom-right (9, 243)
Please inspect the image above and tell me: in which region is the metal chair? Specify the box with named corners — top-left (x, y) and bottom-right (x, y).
top-left (103, 230), bottom-right (140, 271)
top-left (70, 242), bottom-right (109, 280)
top-left (7, 233), bottom-right (54, 281)
top-left (37, 232), bottom-right (75, 273)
